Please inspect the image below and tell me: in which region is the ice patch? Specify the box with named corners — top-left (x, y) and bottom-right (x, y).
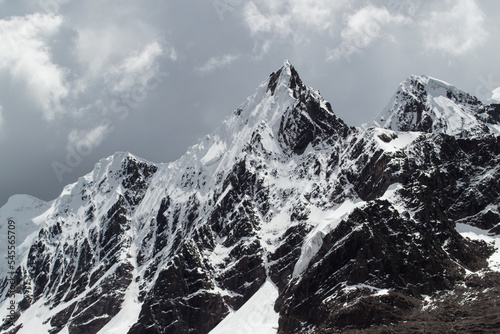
top-left (0, 195), bottom-right (51, 281)
top-left (345, 283), bottom-right (390, 296)
top-left (455, 223), bottom-right (500, 272)
top-left (96, 275), bottom-right (142, 334)
top-left (201, 141), bottom-right (226, 166)
top-left (374, 129), bottom-right (420, 152)
top-left (293, 200), bottom-right (364, 278)
top-left (1, 298), bottom-right (52, 334)
top-left (491, 87), bottom-right (500, 103)
top-left (209, 280), bottom-right (279, 334)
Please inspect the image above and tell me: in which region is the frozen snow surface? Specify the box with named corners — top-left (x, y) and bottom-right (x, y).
top-left (293, 200), bottom-right (364, 278)
top-left (455, 223), bottom-right (500, 272)
top-left (0, 195), bottom-right (51, 280)
top-left (209, 281), bottom-right (279, 334)
top-left (491, 87), bottom-right (500, 103)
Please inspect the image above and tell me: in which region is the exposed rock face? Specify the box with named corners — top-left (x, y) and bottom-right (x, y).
top-left (374, 75), bottom-right (500, 137)
top-left (1, 62), bottom-right (500, 334)
top-left (271, 64), bottom-right (351, 156)
top-left (276, 200), bottom-right (492, 333)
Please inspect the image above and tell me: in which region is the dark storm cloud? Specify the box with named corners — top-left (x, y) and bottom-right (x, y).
top-left (1, 0), bottom-right (500, 206)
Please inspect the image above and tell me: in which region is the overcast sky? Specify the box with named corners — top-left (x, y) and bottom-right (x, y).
top-left (1, 0), bottom-right (500, 205)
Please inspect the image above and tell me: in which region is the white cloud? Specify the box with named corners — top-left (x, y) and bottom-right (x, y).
top-left (73, 18), bottom-right (169, 77)
top-left (328, 4), bottom-right (410, 62)
top-left (67, 122), bottom-right (113, 151)
top-left (195, 54), bottom-right (240, 74)
top-left (70, 7), bottom-right (176, 97)
top-left (243, 2), bottom-right (273, 36)
top-left (75, 25), bottom-right (125, 76)
top-left (242, 0), bottom-right (348, 53)
top-left (420, 0), bottom-right (487, 56)
top-left (106, 42), bottom-right (166, 93)
top-left (0, 13), bottom-right (68, 120)
top-left (74, 25), bottom-right (159, 77)
top-left (168, 48), bottom-right (178, 62)
top-left (243, 0), bottom-right (343, 38)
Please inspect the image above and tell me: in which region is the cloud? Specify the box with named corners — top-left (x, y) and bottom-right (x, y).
top-left (72, 12), bottom-right (170, 80)
top-left (0, 105), bottom-right (3, 129)
top-left (328, 4), bottom-right (410, 62)
top-left (420, 0), bottom-right (487, 56)
top-left (67, 122), bottom-right (113, 152)
top-left (243, 0), bottom-right (343, 38)
top-left (68, 4), bottom-right (176, 102)
top-left (74, 25), bottom-right (151, 77)
top-left (106, 42), bottom-right (167, 93)
top-left (242, 0), bottom-right (348, 54)
top-left (195, 54), bottom-right (240, 74)
top-left (0, 13), bottom-right (68, 120)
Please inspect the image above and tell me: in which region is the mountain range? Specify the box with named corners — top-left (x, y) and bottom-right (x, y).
top-left (1, 60), bottom-right (500, 333)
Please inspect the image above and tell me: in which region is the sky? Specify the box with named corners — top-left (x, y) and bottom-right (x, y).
top-left (0, 0), bottom-right (500, 206)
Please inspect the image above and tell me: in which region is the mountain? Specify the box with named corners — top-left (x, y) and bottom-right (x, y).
top-left (372, 74), bottom-right (500, 137)
top-left (1, 61), bottom-right (500, 334)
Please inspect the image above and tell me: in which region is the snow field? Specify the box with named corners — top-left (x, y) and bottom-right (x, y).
top-left (208, 280), bottom-right (279, 334)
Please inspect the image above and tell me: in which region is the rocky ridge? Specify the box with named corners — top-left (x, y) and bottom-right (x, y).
top-left (0, 61), bottom-right (499, 333)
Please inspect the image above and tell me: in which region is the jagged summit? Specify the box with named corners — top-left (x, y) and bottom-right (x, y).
top-left (266, 59), bottom-right (305, 97)
top-left (183, 61), bottom-right (350, 169)
top-left (403, 74), bottom-right (462, 94)
top-left (402, 74), bottom-right (484, 109)
top-left (89, 151), bottom-right (157, 181)
top-left (373, 74), bottom-right (499, 137)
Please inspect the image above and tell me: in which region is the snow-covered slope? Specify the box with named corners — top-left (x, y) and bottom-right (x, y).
top-left (492, 87), bottom-right (500, 103)
top-left (373, 74), bottom-right (500, 137)
top-left (0, 195), bottom-right (51, 281)
top-left (208, 280), bottom-right (279, 334)
top-left (1, 62), bottom-right (500, 334)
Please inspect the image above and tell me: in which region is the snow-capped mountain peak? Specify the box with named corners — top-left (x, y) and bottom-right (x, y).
top-left (372, 74), bottom-right (500, 137)
top-left (265, 59), bottom-right (305, 97)
top-left (403, 74), bottom-right (459, 96)
top-left (181, 60), bottom-right (350, 177)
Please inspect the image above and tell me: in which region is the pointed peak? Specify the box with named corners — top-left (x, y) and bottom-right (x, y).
top-left (405, 74), bottom-right (433, 84)
top-left (374, 74), bottom-right (489, 137)
top-left (97, 151), bottom-right (137, 169)
top-left (399, 74), bottom-right (482, 108)
top-left (100, 151), bottom-right (157, 166)
top-left (202, 60), bottom-right (348, 161)
top-left (90, 151), bottom-right (157, 183)
top-left (266, 60), bottom-right (304, 96)
top-left (400, 74), bottom-right (469, 100)
top-left (402, 74), bottom-right (431, 89)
